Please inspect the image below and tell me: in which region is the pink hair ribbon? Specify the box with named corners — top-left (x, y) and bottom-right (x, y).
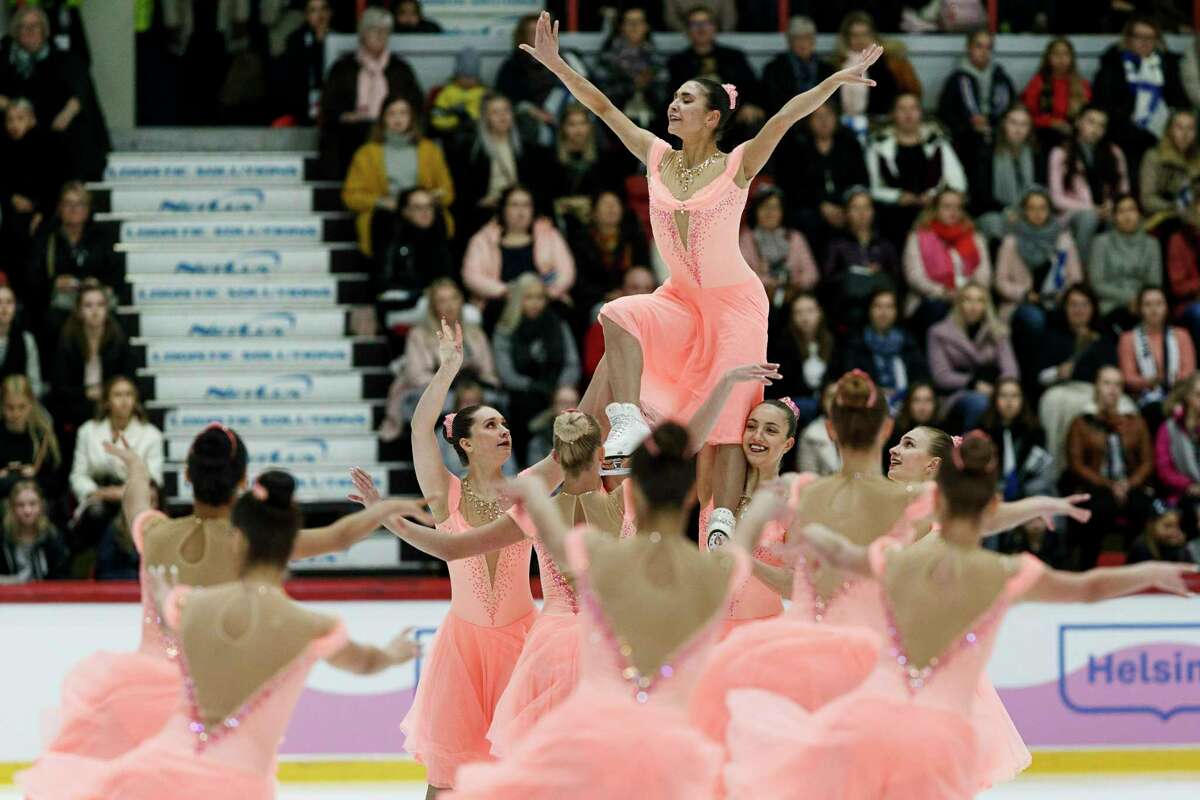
top-left (721, 83), bottom-right (738, 110)
top-left (443, 413), bottom-right (457, 439)
top-left (950, 431), bottom-right (994, 471)
top-left (838, 369), bottom-right (878, 408)
top-left (251, 481), bottom-right (268, 501)
top-left (779, 397), bottom-right (801, 419)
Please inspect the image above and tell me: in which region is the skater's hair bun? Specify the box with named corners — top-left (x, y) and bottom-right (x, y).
top-left (830, 370), bottom-right (887, 450)
top-left (553, 410), bottom-right (602, 476)
top-left (187, 423), bottom-right (248, 506)
top-left (631, 422), bottom-right (696, 508)
top-left (442, 405), bottom-right (484, 467)
top-left (232, 470), bottom-right (303, 572)
top-left (937, 431), bottom-right (999, 519)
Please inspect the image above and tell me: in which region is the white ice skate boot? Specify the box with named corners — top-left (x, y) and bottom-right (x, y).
top-left (601, 402), bottom-right (651, 475)
top-left (705, 506), bottom-right (736, 550)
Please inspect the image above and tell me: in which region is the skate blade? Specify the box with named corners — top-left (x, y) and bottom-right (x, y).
top-left (600, 455), bottom-right (632, 476)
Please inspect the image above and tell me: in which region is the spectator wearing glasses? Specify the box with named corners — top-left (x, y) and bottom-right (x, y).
top-left (666, 5), bottom-right (764, 139)
top-left (663, 0), bottom-right (736, 33)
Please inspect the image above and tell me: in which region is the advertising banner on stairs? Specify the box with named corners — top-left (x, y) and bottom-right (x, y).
top-left (131, 277), bottom-right (341, 305)
top-left (144, 341), bottom-right (354, 369)
top-left (162, 403), bottom-right (375, 435)
top-left (165, 435), bottom-right (379, 466)
top-left (119, 217), bottom-right (324, 244)
top-left (124, 248), bottom-right (332, 276)
top-left (109, 187), bottom-right (314, 214)
top-left (152, 372), bottom-right (365, 403)
top-left (103, 154), bottom-right (307, 183)
top-left (135, 309), bottom-right (346, 338)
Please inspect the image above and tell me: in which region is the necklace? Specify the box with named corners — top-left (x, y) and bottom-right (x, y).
top-left (462, 478), bottom-right (502, 521)
top-left (672, 149), bottom-right (724, 194)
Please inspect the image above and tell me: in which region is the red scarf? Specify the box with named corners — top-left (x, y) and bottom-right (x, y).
top-left (918, 220), bottom-right (981, 289)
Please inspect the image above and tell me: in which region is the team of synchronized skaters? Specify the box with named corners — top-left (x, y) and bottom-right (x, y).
top-left (17, 13), bottom-right (1197, 800)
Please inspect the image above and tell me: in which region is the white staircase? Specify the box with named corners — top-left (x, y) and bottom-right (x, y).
top-left (91, 151), bottom-right (410, 509)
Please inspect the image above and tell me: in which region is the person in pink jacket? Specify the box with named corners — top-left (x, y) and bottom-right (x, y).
top-left (1047, 105), bottom-right (1130, 261)
top-left (738, 185), bottom-right (818, 305)
top-left (1118, 286), bottom-right (1196, 430)
top-left (461, 185), bottom-right (576, 319)
top-left (1154, 372), bottom-right (1200, 507)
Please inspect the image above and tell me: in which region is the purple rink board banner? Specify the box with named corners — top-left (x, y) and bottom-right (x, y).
top-left (131, 277), bottom-right (339, 305)
top-left (109, 187), bottom-right (313, 214)
top-left (164, 434), bottom-right (378, 466)
top-left (123, 248), bottom-right (332, 276)
top-left (169, 466), bottom-right (389, 504)
top-left (2, 595), bottom-right (1197, 767)
top-left (118, 217), bottom-right (324, 244)
top-left (145, 340), bottom-right (353, 369)
top-left (152, 372), bottom-right (364, 403)
top-left (162, 403), bottom-right (375, 436)
top-left (103, 154), bottom-right (307, 183)
top-left (136, 309), bottom-right (346, 338)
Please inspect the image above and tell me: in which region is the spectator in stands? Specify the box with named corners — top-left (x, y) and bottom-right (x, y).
top-left (378, 278), bottom-right (499, 442)
top-left (95, 478), bottom-right (160, 581)
top-left (569, 189), bottom-right (650, 328)
top-left (24, 182), bottom-right (120, 350)
top-left (0, 374), bottom-right (60, 501)
top-left (461, 185), bottom-right (575, 323)
top-left (971, 106), bottom-right (1044, 242)
top-left (740, 186), bottom-right (818, 307)
top-left (0, 6), bottom-right (109, 180)
top-left (767, 292), bottom-right (831, 426)
top-left (901, 188), bottom-right (989, 334)
top-left (582, 265), bottom-right (656, 379)
top-left (774, 101), bottom-right (868, 258)
top-left (493, 272), bottom-right (581, 465)
top-left (0, 98), bottom-right (55, 262)
top-left (495, 13), bottom-right (570, 147)
top-left (1126, 502), bottom-right (1197, 564)
top-left (1092, 15), bottom-right (1187, 181)
top-left (1138, 109), bottom-right (1200, 233)
top-left (937, 30), bottom-right (1016, 164)
top-left (593, 6), bottom-right (669, 132)
top-left (278, 0), bottom-right (332, 126)
top-left (547, 104), bottom-right (624, 228)
top-left (319, 7), bottom-right (422, 177)
top-left (1155, 373), bottom-right (1200, 511)
top-left (1022, 37), bottom-right (1092, 152)
top-left (393, 0), bottom-right (443, 33)
top-left (1048, 105), bottom-right (1130, 260)
top-left (996, 187), bottom-right (1083, 326)
top-left (884, 380), bottom-right (939, 458)
top-left (342, 94), bottom-right (454, 256)
top-left (1117, 286), bottom-right (1195, 427)
top-left (664, 0), bottom-right (736, 31)
top-left (1062, 364), bottom-right (1154, 570)
top-left (928, 284), bottom-right (1019, 432)
top-left (1167, 180), bottom-right (1200, 342)
top-left (821, 187), bottom-right (898, 333)
top-left (50, 279), bottom-right (134, 431)
top-left (761, 17), bottom-right (833, 117)
top-left (429, 49), bottom-right (485, 140)
top-left (867, 93), bottom-right (968, 247)
top-left (833, 12), bottom-right (898, 133)
top-left (981, 378), bottom-right (1057, 555)
top-left (369, 187), bottom-right (454, 299)
top-left (525, 384), bottom-right (581, 468)
top-left (0, 286), bottom-right (42, 398)
top-left (797, 382), bottom-right (840, 476)
top-left (1088, 194), bottom-right (1162, 327)
top-left (837, 287), bottom-right (928, 408)
top-left (0, 480), bottom-right (66, 582)
top-left (448, 93), bottom-right (549, 240)
top-left (666, 6), bottom-right (763, 138)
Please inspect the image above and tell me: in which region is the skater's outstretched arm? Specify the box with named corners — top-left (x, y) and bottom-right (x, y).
top-left (518, 11), bottom-right (656, 164)
top-left (1023, 561), bottom-right (1196, 603)
top-left (103, 440), bottom-right (154, 526)
top-left (291, 496), bottom-right (435, 560)
top-left (685, 363), bottom-right (782, 455)
top-left (413, 318), bottom-right (463, 522)
top-left (740, 43), bottom-right (883, 179)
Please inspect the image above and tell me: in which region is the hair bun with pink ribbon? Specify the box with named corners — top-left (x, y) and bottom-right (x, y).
top-left (779, 396), bottom-right (801, 419)
top-left (442, 412), bottom-right (457, 440)
top-left (721, 83), bottom-right (738, 110)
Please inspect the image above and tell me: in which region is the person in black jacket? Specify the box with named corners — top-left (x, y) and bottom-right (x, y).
top-left (50, 279), bottom-right (134, 435)
top-left (1126, 502), bottom-right (1198, 565)
top-left (836, 287), bottom-right (927, 408)
top-left (937, 30), bottom-right (1017, 166)
top-left (276, 0), bottom-right (332, 126)
top-left (0, 479), bottom-right (68, 581)
top-left (0, 373), bottom-right (61, 503)
top-left (822, 189), bottom-right (899, 333)
top-left (666, 6), bottom-right (764, 144)
top-left (494, 13), bottom-right (564, 146)
top-left (760, 17), bottom-right (834, 117)
top-left (1092, 15), bottom-right (1188, 185)
top-left (567, 189), bottom-right (650, 334)
top-left (369, 187), bottom-right (455, 328)
top-left (393, 0), bottom-right (444, 33)
top-left (0, 99), bottom-right (58, 268)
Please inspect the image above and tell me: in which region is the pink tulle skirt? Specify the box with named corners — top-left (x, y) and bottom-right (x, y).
top-left (724, 688), bottom-right (980, 800)
top-left (16, 741), bottom-right (273, 800)
top-left (401, 609), bottom-right (536, 788)
top-left (486, 613), bottom-right (580, 758)
top-left (716, 612), bottom-right (780, 642)
top-left (47, 650), bottom-right (181, 759)
top-left (447, 687), bottom-right (724, 800)
top-left (690, 618), bottom-right (880, 743)
top-left (973, 676), bottom-right (1031, 788)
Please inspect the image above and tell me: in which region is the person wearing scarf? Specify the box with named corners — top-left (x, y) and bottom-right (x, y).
top-left (838, 287), bottom-right (927, 408)
top-left (1118, 286), bottom-right (1195, 417)
top-left (1063, 365), bottom-right (1154, 570)
top-left (936, 30), bottom-right (1016, 159)
top-left (594, 7), bottom-right (668, 130)
top-left (1087, 195), bottom-right (1163, 324)
top-left (996, 187), bottom-right (1083, 324)
top-left (1155, 376), bottom-right (1200, 517)
top-left (1139, 109), bottom-right (1200, 230)
top-left (903, 188), bottom-right (990, 328)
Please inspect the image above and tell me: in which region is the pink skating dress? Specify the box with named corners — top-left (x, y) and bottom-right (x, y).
top-left (600, 137), bottom-right (769, 444)
top-left (446, 529), bottom-right (751, 799)
top-left (486, 481), bottom-right (636, 757)
top-left (723, 540), bottom-right (1046, 800)
top-left (39, 511), bottom-right (240, 760)
top-left (400, 474), bottom-right (537, 788)
top-left (17, 587), bottom-right (349, 800)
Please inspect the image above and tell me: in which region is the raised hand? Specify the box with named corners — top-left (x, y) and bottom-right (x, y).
top-left (1140, 562), bottom-right (1199, 597)
top-left (723, 362), bottom-right (783, 387)
top-left (832, 42), bottom-right (883, 87)
top-left (347, 466), bottom-right (383, 507)
top-left (102, 437), bottom-right (140, 467)
top-left (518, 11), bottom-right (563, 70)
top-left (434, 317), bottom-right (464, 372)
top-left (385, 627), bottom-right (423, 664)
top-left (1040, 494), bottom-right (1092, 529)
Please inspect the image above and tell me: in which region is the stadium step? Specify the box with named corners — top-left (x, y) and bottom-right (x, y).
top-left (150, 402), bottom-right (382, 437)
top-left (102, 152), bottom-right (321, 184)
top-left (118, 244), bottom-right (359, 276)
top-left (90, 185), bottom-right (345, 214)
top-left (138, 371), bottom-right (391, 403)
top-left (164, 434), bottom-right (399, 466)
top-left (121, 274), bottom-right (372, 306)
top-left (131, 338), bottom-right (389, 371)
top-left (121, 308), bottom-right (352, 338)
top-left (101, 213), bottom-right (354, 244)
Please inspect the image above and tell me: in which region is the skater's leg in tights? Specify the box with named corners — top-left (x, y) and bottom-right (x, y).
top-left (600, 316), bottom-right (643, 405)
